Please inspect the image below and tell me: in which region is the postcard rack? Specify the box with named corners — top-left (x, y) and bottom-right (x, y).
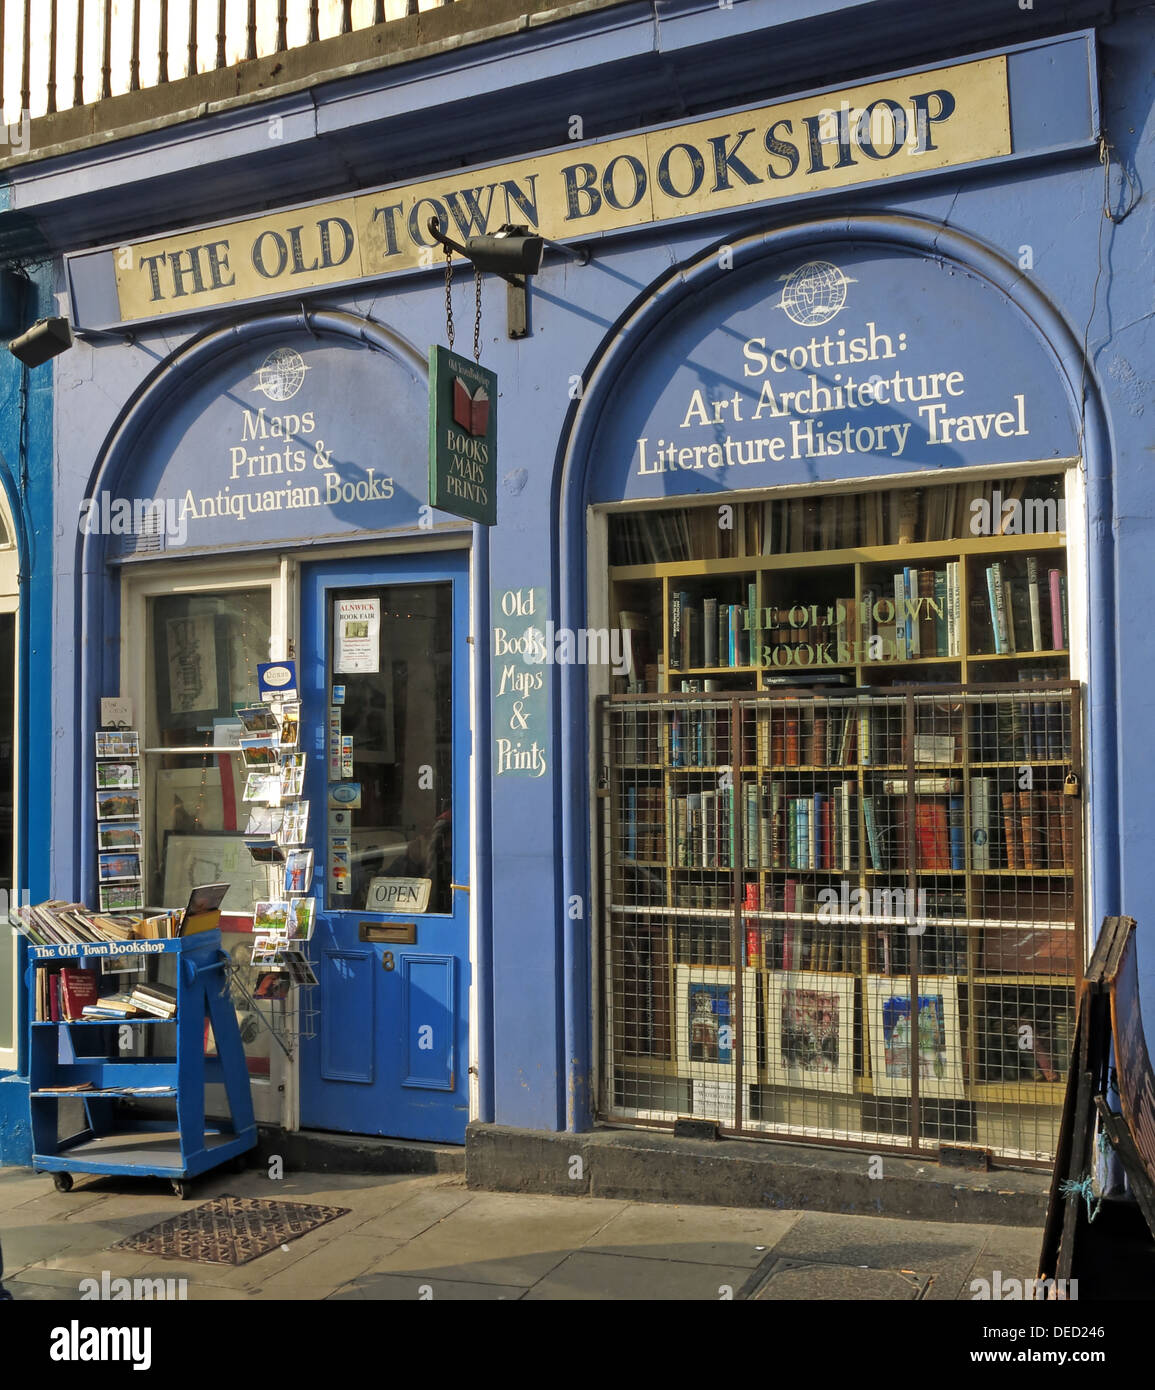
top-left (26, 931), bottom-right (257, 1197)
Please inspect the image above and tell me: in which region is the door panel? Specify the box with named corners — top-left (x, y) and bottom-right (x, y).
top-left (299, 552), bottom-right (469, 1141)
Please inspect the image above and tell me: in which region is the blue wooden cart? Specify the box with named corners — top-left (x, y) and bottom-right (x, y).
top-left (27, 931), bottom-right (257, 1198)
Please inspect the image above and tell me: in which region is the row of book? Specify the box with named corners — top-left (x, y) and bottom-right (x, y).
top-left (982, 558), bottom-right (1067, 654)
top-left (609, 477), bottom-right (1064, 566)
top-left (863, 781), bottom-right (1073, 871)
top-left (669, 588), bottom-right (760, 671)
top-left (11, 901), bottom-right (137, 947)
top-left (742, 781), bottom-right (858, 872)
top-left (34, 966), bottom-right (177, 1023)
top-left (861, 565), bottom-right (962, 659)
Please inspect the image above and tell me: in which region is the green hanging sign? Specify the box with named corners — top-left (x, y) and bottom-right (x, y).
top-left (428, 345), bottom-right (497, 526)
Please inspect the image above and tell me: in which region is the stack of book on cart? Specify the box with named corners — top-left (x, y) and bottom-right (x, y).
top-left (9, 901), bottom-right (139, 947)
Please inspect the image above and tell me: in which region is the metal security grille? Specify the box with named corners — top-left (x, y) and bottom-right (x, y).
top-left (597, 683), bottom-right (1083, 1164)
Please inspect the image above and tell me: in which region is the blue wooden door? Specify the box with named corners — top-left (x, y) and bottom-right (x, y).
top-left (299, 552), bottom-right (470, 1142)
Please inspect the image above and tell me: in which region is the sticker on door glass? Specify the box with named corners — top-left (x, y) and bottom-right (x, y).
top-left (334, 597), bottom-right (381, 674)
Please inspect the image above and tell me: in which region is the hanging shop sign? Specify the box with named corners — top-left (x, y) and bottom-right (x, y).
top-left (428, 346), bottom-right (497, 527)
top-left (65, 36), bottom-right (1098, 331)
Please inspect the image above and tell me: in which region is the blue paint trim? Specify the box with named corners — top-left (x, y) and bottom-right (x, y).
top-left (555, 211), bottom-right (1114, 1132)
top-left (472, 522), bottom-right (495, 1124)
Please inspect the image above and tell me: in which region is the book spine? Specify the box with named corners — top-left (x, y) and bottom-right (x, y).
top-left (1027, 556), bottom-right (1043, 651)
top-left (703, 597), bottom-right (718, 668)
top-left (1060, 574), bottom-right (1068, 649)
top-left (933, 568), bottom-right (948, 656)
top-left (893, 572), bottom-right (907, 660)
top-left (863, 795), bottom-right (881, 869)
top-left (669, 592), bottom-right (682, 670)
top-left (1001, 791), bottom-right (1021, 869)
top-left (1019, 790), bottom-right (1036, 870)
top-left (905, 566), bottom-right (919, 656)
top-left (1049, 569), bottom-right (1063, 649)
top-left (988, 564), bottom-right (1006, 654)
top-left (948, 795), bottom-right (965, 871)
top-left (970, 777), bottom-right (990, 870)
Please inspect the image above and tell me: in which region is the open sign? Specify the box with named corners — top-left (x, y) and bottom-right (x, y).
top-left (366, 877), bottom-right (431, 914)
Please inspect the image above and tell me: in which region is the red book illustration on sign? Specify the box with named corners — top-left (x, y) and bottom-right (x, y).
top-left (453, 377), bottom-right (490, 436)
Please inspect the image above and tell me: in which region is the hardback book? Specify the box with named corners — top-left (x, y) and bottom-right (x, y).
top-left (59, 968), bottom-right (100, 1022)
top-left (970, 776), bottom-right (992, 870)
top-left (1026, 556), bottom-right (1044, 651)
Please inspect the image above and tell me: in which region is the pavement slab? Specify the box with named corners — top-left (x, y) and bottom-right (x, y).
top-left (328, 1272), bottom-right (524, 1300)
top-left (522, 1250), bottom-right (749, 1300)
top-left (582, 1200), bottom-right (800, 1267)
top-left (750, 1259), bottom-right (931, 1300)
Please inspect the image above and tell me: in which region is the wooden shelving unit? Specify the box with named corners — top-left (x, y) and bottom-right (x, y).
top-left (600, 476), bottom-right (1080, 1162)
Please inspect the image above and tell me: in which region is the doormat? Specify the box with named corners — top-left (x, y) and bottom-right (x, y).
top-left (112, 1195), bottom-right (350, 1266)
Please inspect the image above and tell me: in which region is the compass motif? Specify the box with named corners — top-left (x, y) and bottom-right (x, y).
top-left (255, 346), bottom-right (309, 401)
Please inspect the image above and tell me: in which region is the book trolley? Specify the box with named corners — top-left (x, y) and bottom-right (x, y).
top-left (26, 932), bottom-right (257, 1197)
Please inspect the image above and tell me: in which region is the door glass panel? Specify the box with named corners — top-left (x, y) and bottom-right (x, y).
top-left (144, 588), bottom-right (272, 910)
top-left (329, 584), bottom-right (453, 914)
top-left (0, 612), bottom-right (13, 1053)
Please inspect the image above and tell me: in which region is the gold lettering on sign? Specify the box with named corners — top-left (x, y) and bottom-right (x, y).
top-left (113, 57), bottom-right (1010, 321)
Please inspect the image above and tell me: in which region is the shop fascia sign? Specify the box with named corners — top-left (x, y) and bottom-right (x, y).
top-left (83, 48), bottom-right (1037, 328)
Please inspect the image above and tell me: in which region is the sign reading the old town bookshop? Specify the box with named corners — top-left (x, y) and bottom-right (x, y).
top-left (102, 52), bottom-right (1017, 322)
top-left (428, 346), bottom-right (497, 526)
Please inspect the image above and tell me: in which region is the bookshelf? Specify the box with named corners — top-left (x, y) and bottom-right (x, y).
top-left (611, 474), bottom-right (1070, 693)
top-left (26, 933), bottom-right (257, 1196)
top-left (601, 475), bottom-right (1079, 1162)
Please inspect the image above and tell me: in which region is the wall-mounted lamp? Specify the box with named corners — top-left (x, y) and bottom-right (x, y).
top-left (427, 219), bottom-right (589, 339)
top-left (9, 315), bottom-right (73, 367)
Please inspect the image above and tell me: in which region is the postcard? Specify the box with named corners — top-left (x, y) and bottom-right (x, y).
top-left (278, 703), bottom-right (300, 748)
top-left (99, 883), bottom-right (143, 913)
top-left (279, 803), bottom-right (309, 845)
top-left (252, 900), bottom-right (292, 935)
top-left (246, 838), bottom-right (286, 865)
top-left (281, 752), bottom-right (306, 770)
top-left (98, 852), bottom-right (141, 881)
top-left (280, 950), bottom-right (318, 987)
top-left (289, 897), bottom-right (316, 940)
top-left (250, 934), bottom-right (281, 963)
top-left (254, 971), bottom-right (292, 1000)
top-left (98, 821), bottom-right (141, 852)
top-left (237, 704), bottom-right (279, 734)
top-left (96, 761), bottom-right (139, 790)
top-left (96, 787), bottom-right (141, 821)
top-left (95, 730), bottom-right (139, 759)
top-left (240, 735), bottom-right (280, 769)
top-left (245, 805), bottom-right (285, 836)
top-left (243, 772), bottom-right (281, 803)
top-left (279, 766), bottom-right (304, 799)
top-left (284, 849), bottom-right (314, 895)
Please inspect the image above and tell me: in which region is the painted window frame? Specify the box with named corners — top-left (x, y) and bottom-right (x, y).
top-left (0, 534), bottom-right (19, 1073)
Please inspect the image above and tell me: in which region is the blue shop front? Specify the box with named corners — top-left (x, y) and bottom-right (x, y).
top-left (2, 0), bottom-right (1153, 1182)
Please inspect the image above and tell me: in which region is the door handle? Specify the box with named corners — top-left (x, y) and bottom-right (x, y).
top-left (450, 883), bottom-right (470, 894)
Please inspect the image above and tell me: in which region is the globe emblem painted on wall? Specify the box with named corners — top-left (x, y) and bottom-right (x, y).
top-left (255, 346), bottom-right (309, 401)
top-left (778, 261), bottom-right (854, 326)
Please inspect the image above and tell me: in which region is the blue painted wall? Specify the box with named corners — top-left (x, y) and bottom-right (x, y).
top-left (3, 0), bottom-right (1154, 1156)
top-left (0, 218), bottom-right (55, 1164)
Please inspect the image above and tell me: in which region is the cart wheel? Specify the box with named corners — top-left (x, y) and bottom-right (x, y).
top-left (171, 1179), bottom-right (189, 1199)
top-left (52, 1172), bottom-right (73, 1193)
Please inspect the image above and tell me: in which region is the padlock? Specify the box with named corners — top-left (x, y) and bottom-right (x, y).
top-left (1064, 772), bottom-right (1079, 797)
